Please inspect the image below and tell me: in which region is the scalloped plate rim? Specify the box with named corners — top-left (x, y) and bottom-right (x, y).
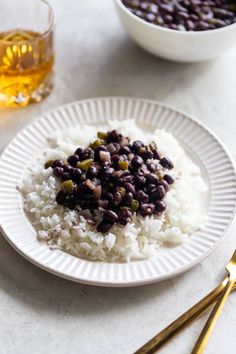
top-left (0, 96), bottom-right (236, 287)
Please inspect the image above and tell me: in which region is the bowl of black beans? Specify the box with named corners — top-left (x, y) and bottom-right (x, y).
top-left (114, 0), bottom-right (236, 61)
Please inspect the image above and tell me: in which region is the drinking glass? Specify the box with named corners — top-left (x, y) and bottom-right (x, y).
top-left (0, 0), bottom-right (55, 107)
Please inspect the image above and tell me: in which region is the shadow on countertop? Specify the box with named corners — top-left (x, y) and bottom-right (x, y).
top-left (0, 231), bottom-right (193, 318)
top-left (59, 34), bottom-right (216, 104)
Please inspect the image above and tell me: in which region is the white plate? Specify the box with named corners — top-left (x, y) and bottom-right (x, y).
top-left (0, 97), bottom-right (236, 287)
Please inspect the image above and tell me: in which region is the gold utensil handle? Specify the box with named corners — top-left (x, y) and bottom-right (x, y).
top-left (191, 277), bottom-right (235, 354)
top-left (134, 278), bottom-right (228, 354)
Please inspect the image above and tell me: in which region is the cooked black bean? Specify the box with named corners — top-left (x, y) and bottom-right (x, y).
top-left (61, 172), bottom-right (71, 182)
top-left (140, 163), bottom-right (150, 175)
top-left (140, 2), bottom-right (149, 11)
top-left (102, 191), bottom-right (114, 202)
top-left (124, 192), bottom-right (133, 207)
top-left (106, 130), bottom-right (119, 143)
top-left (102, 167), bottom-right (115, 181)
top-left (98, 199), bottom-right (109, 209)
top-left (56, 190), bottom-right (66, 204)
top-left (164, 14), bottom-right (174, 23)
top-left (53, 167), bottom-right (64, 177)
top-left (139, 149), bottom-right (154, 161)
top-left (122, 169), bottom-right (132, 177)
top-left (107, 142), bottom-right (121, 155)
top-left (213, 8), bottom-right (234, 19)
top-left (67, 154), bottom-right (80, 167)
top-left (110, 154), bottom-right (120, 167)
top-left (97, 220), bottom-right (114, 233)
top-left (113, 143), bottom-right (121, 154)
top-left (113, 170), bottom-right (123, 181)
top-left (127, 153), bottom-right (135, 161)
top-left (52, 159), bottom-right (64, 168)
top-left (153, 149), bottom-right (161, 160)
top-left (163, 174), bottom-right (175, 184)
top-left (124, 182), bottom-right (136, 194)
top-left (63, 164), bottom-right (74, 173)
top-left (186, 19), bottom-right (195, 30)
top-left (65, 195), bottom-right (76, 210)
top-left (146, 183), bottom-right (157, 193)
top-left (87, 166), bottom-right (98, 179)
top-left (133, 9), bottom-right (145, 18)
top-left (123, 0), bottom-right (236, 31)
top-left (146, 12), bottom-right (156, 22)
top-left (51, 128), bottom-right (174, 232)
top-left (160, 157), bottom-right (174, 169)
top-left (120, 145), bottom-right (131, 155)
top-left (131, 155), bottom-right (144, 169)
top-left (195, 21), bottom-right (210, 30)
top-left (177, 11), bottom-right (189, 20)
top-left (74, 183), bottom-right (87, 199)
top-left (119, 174), bottom-right (134, 184)
top-left (135, 172), bottom-right (146, 185)
top-left (146, 173), bottom-right (159, 185)
top-left (119, 154), bottom-right (129, 162)
top-left (132, 140), bottom-right (145, 152)
top-left (139, 203), bottom-right (155, 216)
top-left (149, 4), bottom-right (158, 14)
top-left (81, 148), bottom-right (93, 160)
top-left (80, 172), bottom-right (86, 182)
top-left (150, 185), bottom-right (166, 201)
top-left (118, 209), bottom-right (132, 225)
top-left (136, 189), bottom-right (149, 203)
top-left (74, 147), bottom-right (84, 158)
top-left (113, 192), bottom-right (122, 206)
top-left (160, 179), bottom-right (170, 192)
top-left (71, 168), bottom-right (82, 182)
top-left (147, 162), bottom-right (157, 173)
top-left (103, 210), bottom-right (119, 223)
top-left (154, 200), bottom-right (166, 213)
top-left (207, 18), bottom-right (226, 27)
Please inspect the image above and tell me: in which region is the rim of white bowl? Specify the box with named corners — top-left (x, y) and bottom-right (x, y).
top-left (115, 0), bottom-right (236, 35)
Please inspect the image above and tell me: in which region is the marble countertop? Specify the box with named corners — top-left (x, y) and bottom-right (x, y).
top-left (0, 1), bottom-right (236, 353)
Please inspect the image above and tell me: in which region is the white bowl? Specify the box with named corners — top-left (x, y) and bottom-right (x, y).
top-left (114, 0), bottom-right (236, 62)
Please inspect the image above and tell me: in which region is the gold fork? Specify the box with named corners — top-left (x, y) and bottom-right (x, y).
top-left (191, 249), bottom-right (236, 354)
top-left (135, 252), bottom-right (236, 354)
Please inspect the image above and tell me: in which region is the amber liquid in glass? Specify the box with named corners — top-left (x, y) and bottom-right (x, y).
top-left (0, 29), bottom-right (54, 107)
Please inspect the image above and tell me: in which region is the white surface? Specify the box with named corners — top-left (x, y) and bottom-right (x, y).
top-left (1, 98), bottom-right (236, 287)
top-left (115, 0), bottom-right (236, 62)
top-left (0, 0), bottom-right (236, 353)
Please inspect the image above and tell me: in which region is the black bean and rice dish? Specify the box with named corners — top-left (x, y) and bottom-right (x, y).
top-left (21, 120), bottom-right (207, 262)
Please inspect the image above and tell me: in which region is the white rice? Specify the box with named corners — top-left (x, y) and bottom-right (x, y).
top-left (20, 119), bottom-right (208, 262)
